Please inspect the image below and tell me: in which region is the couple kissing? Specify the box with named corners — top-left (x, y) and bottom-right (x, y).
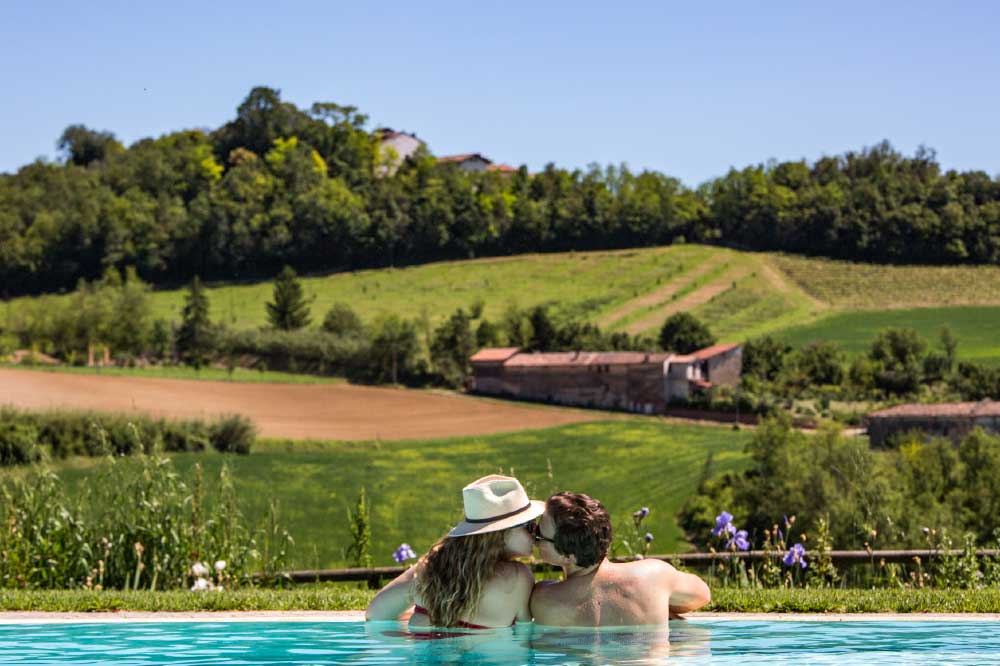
top-left (365, 475), bottom-right (711, 628)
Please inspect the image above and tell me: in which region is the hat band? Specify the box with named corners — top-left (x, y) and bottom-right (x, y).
top-left (464, 501), bottom-right (532, 524)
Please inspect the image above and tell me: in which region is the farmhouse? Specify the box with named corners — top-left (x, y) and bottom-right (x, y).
top-left (469, 343), bottom-right (742, 414)
top-left (865, 401), bottom-right (1000, 448)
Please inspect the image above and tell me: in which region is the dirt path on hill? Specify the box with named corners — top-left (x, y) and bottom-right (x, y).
top-left (624, 266), bottom-right (755, 335)
top-left (758, 258), bottom-right (827, 310)
top-left (599, 255), bottom-right (728, 328)
top-left (0, 369), bottom-right (607, 441)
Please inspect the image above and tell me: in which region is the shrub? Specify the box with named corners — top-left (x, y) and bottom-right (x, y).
top-left (0, 421), bottom-right (43, 466)
top-left (0, 408), bottom-right (254, 466)
top-left (209, 415), bottom-right (256, 455)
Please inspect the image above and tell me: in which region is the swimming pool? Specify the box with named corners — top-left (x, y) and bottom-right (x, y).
top-left (0, 619), bottom-right (997, 664)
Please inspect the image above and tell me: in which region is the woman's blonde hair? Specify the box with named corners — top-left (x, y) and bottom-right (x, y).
top-left (413, 529), bottom-right (510, 627)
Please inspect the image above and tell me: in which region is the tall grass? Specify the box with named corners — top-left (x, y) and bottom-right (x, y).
top-left (0, 452), bottom-right (292, 590)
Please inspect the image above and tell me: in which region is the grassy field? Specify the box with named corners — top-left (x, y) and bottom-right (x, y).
top-left (4, 587), bottom-right (1000, 613)
top-left (46, 420), bottom-right (751, 569)
top-left (775, 306), bottom-right (1000, 366)
top-left (0, 364), bottom-right (345, 384)
top-left (6, 244), bottom-right (1000, 363)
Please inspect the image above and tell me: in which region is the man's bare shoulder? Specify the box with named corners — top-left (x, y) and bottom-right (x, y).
top-left (619, 558), bottom-right (674, 575)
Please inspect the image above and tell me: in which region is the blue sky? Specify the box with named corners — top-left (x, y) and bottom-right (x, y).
top-left (3, 0), bottom-right (998, 186)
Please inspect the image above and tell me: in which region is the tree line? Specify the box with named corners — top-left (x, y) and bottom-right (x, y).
top-left (2, 86), bottom-right (998, 298)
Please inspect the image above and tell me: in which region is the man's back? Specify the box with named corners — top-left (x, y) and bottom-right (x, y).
top-left (531, 559), bottom-right (709, 627)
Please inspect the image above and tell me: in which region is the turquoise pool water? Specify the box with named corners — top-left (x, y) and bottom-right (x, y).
top-left (0, 619), bottom-right (998, 664)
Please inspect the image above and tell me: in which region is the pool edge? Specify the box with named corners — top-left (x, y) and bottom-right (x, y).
top-left (0, 611), bottom-right (998, 624)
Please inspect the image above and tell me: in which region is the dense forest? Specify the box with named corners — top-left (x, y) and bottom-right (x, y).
top-left (2, 86), bottom-right (998, 297)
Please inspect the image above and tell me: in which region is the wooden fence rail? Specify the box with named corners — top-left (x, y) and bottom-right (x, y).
top-left (272, 549), bottom-right (1000, 586)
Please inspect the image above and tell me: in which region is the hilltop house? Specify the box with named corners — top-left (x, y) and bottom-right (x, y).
top-left (865, 401), bottom-right (1000, 447)
top-left (469, 343), bottom-right (742, 414)
top-left (436, 153), bottom-right (517, 174)
top-left (375, 128), bottom-right (424, 175)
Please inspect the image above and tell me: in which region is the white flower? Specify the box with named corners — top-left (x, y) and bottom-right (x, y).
top-left (214, 560), bottom-right (226, 572)
top-left (191, 577), bottom-right (210, 592)
top-left (191, 562), bottom-right (209, 577)
top-left (216, 585), bottom-right (224, 592)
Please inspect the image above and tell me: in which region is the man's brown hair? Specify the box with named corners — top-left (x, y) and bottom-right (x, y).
top-left (546, 492), bottom-right (612, 567)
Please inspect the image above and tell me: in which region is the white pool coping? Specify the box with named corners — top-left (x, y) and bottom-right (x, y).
top-left (0, 611), bottom-right (998, 624)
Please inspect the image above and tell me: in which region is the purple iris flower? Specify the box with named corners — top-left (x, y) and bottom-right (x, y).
top-left (645, 533), bottom-right (654, 543)
top-left (727, 529), bottom-right (750, 551)
top-left (783, 543), bottom-right (807, 568)
top-left (392, 543), bottom-right (417, 563)
top-left (712, 511), bottom-right (736, 537)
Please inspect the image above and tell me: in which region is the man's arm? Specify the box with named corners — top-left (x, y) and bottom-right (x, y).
top-left (662, 563), bottom-right (711, 614)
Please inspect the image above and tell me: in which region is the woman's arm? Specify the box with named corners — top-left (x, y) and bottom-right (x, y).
top-left (514, 562), bottom-right (536, 623)
top-left (364, 565), bottom-right (419, 621)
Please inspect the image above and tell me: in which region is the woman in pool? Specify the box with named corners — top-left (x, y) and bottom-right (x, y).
top-left (365, 475), bottom-right (543, 629)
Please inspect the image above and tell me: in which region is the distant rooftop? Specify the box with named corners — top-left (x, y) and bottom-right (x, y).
top-left (868, 401), bottom-right (1000, 419)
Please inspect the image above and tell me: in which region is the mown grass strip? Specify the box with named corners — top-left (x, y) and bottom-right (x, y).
top-left (3, 588), bottom-right (1000, 613)
top-left (708, 588), bottom-right (1000, 613)
top-left (0, 587), bottom-right (375, 612)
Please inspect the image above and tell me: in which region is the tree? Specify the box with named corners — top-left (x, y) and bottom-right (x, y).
top-left (659, 313), bottom-right (715, 354)
top-left (940, 326), bottom-right (959, 374)
top-left (741, 335), bottom-right (792, 382)
top-left (369, 315), bottom-right (420, 384)
top-left (792, 341), bottom-right (844, 386)
top-left (176, 276), bottom-right (213, 369)
top-left (430, 308), bottom-right (477, 387)
top-left (57, 124), bottom-right (122, 167)
top-left (528, 305), bottom-right (558, 351)
top-left (266, 266), bottom-right (312, 331)
top-left (869, 328), bottom-right (927, 395)
top-left (321, 302), bottom-right (364, 337)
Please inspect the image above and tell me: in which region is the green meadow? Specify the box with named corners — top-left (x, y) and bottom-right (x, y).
top-left (775, 306), bottom-right (1000, 366)
top-left (7, 244), bottom-right (1000, 352)
top-left (49, 420), bottom-right (751, 569)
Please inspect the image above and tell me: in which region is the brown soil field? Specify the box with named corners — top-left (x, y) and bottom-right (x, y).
top-left (0, 369), bottom-right (606, 441)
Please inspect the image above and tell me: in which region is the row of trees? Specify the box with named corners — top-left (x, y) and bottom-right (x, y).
top-left (2, 87), bottom-right (999, 297)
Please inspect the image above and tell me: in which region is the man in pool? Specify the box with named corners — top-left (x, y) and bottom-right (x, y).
top-left (530, 491), bottom-right (711, 626)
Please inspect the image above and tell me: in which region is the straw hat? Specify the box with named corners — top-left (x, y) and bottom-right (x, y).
top-left (448, 475), bottom-right (545, 537)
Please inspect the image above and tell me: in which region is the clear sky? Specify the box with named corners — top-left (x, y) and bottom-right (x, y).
top-left (3, 0), bottom-right (998, 186)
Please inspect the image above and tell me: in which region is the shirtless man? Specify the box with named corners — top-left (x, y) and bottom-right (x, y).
top-left (530, 491), bottom-right (711, 626)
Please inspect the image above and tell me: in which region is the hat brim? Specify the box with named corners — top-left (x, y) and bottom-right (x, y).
top-left (447, 499), bottom-right (546, 538)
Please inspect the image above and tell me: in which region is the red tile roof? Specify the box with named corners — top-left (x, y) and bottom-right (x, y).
top-left (690, 343), bottom-right (740, 360)
top-left (470, 347), bottom-right (521, 363)
top-left (868, 401), bottom-right (1000, 419)
top-left (437, 153), bottom-right (492, 165)
top-left (502, 351), bottom-right (671, 367)
top-left (487, 163), bottom-right (516, 173)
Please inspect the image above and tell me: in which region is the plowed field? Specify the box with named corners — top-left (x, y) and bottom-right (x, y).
top-left (0, 369), bottom-right (604, 441)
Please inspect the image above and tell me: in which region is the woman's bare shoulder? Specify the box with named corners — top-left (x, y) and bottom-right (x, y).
top-left (490, 560), bottom-right (535, 590)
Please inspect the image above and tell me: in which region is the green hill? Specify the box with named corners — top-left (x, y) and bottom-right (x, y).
top-left (50, 420), bottom-right (751, 568)
top-left (8, 244), bottom-right (1000, 363)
